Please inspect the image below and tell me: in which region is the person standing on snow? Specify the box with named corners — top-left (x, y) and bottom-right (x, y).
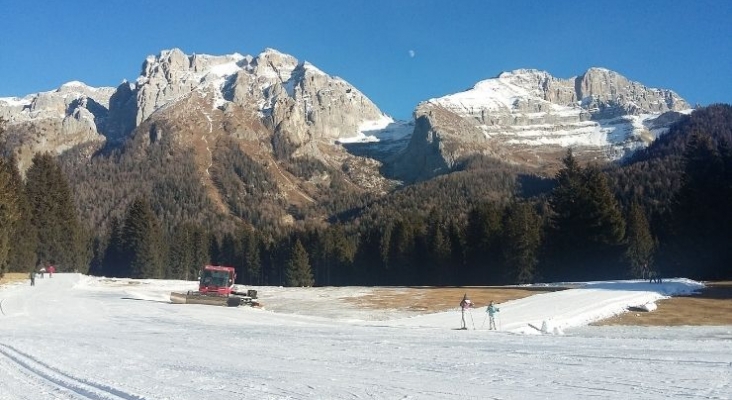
top-left (486, 301), bottom-right (500, 330)
top-left (29, 270), bottom-right (35, 286)
top-left (48, 265), bottom-right (55, 278)
top-left (459, 293), bottom-right (473, 329)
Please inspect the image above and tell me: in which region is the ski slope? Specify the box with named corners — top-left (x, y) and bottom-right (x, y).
top-left (0, 274), bottom-right (730, 399)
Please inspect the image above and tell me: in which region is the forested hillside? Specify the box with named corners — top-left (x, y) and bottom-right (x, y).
top-left (1, 105), bottom-right (731, 285)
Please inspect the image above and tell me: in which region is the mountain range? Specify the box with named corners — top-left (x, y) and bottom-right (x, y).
top-left (0, 48), bottom-right (693, 231)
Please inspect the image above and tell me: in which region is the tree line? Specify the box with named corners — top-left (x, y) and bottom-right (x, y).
top-left (1, 105), bottom-right (731, 285)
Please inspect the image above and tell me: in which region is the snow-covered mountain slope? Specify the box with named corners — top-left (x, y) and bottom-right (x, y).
top-left (390, 68), bottom-right (692, 181)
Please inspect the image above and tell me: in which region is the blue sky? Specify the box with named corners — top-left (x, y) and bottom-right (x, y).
top-left (2, 1), bottom-right (730, 120)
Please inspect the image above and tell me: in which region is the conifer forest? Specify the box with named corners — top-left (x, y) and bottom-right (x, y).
top-left (1, 105), bottom-right (731, 286)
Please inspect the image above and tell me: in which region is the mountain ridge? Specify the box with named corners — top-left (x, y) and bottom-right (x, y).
top-left (0, 48), bottom-right (696, 231)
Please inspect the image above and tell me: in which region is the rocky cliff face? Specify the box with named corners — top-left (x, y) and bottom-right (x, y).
top-left (1, 53), bottom-right (693, 187)
top-left (389, 68), bottom-right (691, 181)
top-left (1, 48), bottom-right (397, 175)
top-left (0, 82), bottom-right (115, 171)
top-left (132, 48), bottom-right (391, 149)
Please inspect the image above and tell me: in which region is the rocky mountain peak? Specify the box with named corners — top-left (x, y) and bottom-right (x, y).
top-left (393, 67), bottom-right (693, 181)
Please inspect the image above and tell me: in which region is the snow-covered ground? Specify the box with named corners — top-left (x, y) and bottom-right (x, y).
top-left (1, 275), bottom-right (730, 399)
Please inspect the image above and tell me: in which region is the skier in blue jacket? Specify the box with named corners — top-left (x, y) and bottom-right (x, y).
top-left (486, 301), bottom-right (500, 330)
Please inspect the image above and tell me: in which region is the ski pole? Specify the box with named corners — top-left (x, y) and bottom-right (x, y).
top-left (481, 313), bottom-right (487, 329)
top-left (469, 309), bottom-right (475, 330)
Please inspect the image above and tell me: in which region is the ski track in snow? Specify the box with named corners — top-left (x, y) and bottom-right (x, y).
top-left (0, 343), bottom-right (148, 400)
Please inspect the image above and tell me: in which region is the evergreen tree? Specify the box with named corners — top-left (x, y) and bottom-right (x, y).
top-left (24, 153), bottom-right (89, 272)
top-left (548, 151), bottom-right (626, 280)
top-left (100, 216), bottom-right (127, 277)
top-left (502, 202), bottom-right (542, 284)
top-left (670, 132), bottom-right (728, 278)
top-left (353, 226), bottom-right (384, 285)
top-left (241, 227), bottom-right (262, 285)
top-left (121, 196), bottom-right (165, 279)
top-left (624, 201), bottom-right (655, 278)
top-left (167, 221), bottom-right (209, 280)
top-left (386, 218), bottom-right (417, 284)
top-left (465, 202), bottom-right (503, 284)
top-left (191, 228), bottom-right (211, 278)
top-left (426, 210), bottom-right (452, 285)
top-left (325, 225), bottom-right (356, 285)
top-left (208, 235), bottom-right (222, 265)
top-left (0, 152), bottom-right (21, 276)
top-left (285, 239), bottom-right (314, 287)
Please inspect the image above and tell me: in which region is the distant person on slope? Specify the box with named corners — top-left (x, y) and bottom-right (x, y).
top-left (486, 301), bottom-right (500, 330)
top-left (48, 265), bottom-right (56, 278)
top-left (29, 270), bottom-right (35, 286)
top-left (459, 294), bottom-right (473, 329)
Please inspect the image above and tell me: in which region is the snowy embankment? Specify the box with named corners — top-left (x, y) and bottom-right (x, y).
top-left (1, 275), bottom-right (729, 400)
top-left (370, 279), bottom-right (704, 333)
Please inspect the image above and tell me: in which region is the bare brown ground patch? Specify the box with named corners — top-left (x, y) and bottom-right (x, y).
top-left (346, 286), bottom-right (563, 313)
top-left (594, 282), bottom-right (732, 326)
top-left (0, 272), bottom-right (29, 287)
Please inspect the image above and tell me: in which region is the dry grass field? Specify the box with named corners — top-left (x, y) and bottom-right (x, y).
top-left (0, 272), bottom-right (28, 286)
top-left (348, 286), bottom-right (562, 313)
top-left (593, 282), bottom-right (732, 326)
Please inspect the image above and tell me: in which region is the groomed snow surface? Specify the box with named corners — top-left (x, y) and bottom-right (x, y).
top-left (1, 275), bottom-right (730, 399)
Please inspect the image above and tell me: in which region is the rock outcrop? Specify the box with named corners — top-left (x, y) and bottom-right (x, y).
top-left (0, 81), bottom-right (115, 171)
top-left (1, 48), bottom-right (397, 174)
top-left (389, 68), bottom-right (691, 181)
top-left (133, 48), bottom-right (391, 150)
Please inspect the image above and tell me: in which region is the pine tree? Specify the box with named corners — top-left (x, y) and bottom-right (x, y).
top-left (624, 201), bottom-right (655, 278)
top-left (426, 211), bottom-right (452, 285)
top-left (100, 216), bottom-right (127, 277)
top-left (121, 196), bottom-right (165, 279)
top-left (502, 202), bottom-right (543, 284)
top-left (671, 132), bottom-right (727, 278)
top-left (219, 232), bottom-right (237, 267)
top-left (465, 202), bottom-right (503, 284)
top-left (353, 226), bottom-right (383, 285)
top-left (548, 151), bottom-right (626, 280)
top-left (285, 239), bottom-right (314, 287)
top-left (0, 152), bottom-right (21, 276)
top-left (325, 225), bottom-right (356, 285)
top-left (24, 153), bottom-right (89, 272)
top-left (6, 165), bottom-right (38, 273)
top-left (386, 218), bottom-right (417, 284)
top-left (245, 229), bottom-right (262, 285)
top-left (167, 221), bottom-right (209, 280)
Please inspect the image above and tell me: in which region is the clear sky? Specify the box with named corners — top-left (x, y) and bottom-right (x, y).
top-left (1, 1), bottom-right (730, 120)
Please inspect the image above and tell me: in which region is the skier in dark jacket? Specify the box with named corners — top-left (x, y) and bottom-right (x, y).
top-left (29, 270), bottom-right (35, 286)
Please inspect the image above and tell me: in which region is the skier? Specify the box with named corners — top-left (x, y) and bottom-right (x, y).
top-left (29, 270), bottom-right (35, 286)
top-left (459, 293), bottom-right (473, 329)
top-left (486, 301), bottom-right (500, 330)
top-left (48, 265), bottom-right (56, 278)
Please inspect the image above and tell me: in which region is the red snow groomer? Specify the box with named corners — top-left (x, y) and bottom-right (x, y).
top-left (170, 265), bottom-right (258, 307)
